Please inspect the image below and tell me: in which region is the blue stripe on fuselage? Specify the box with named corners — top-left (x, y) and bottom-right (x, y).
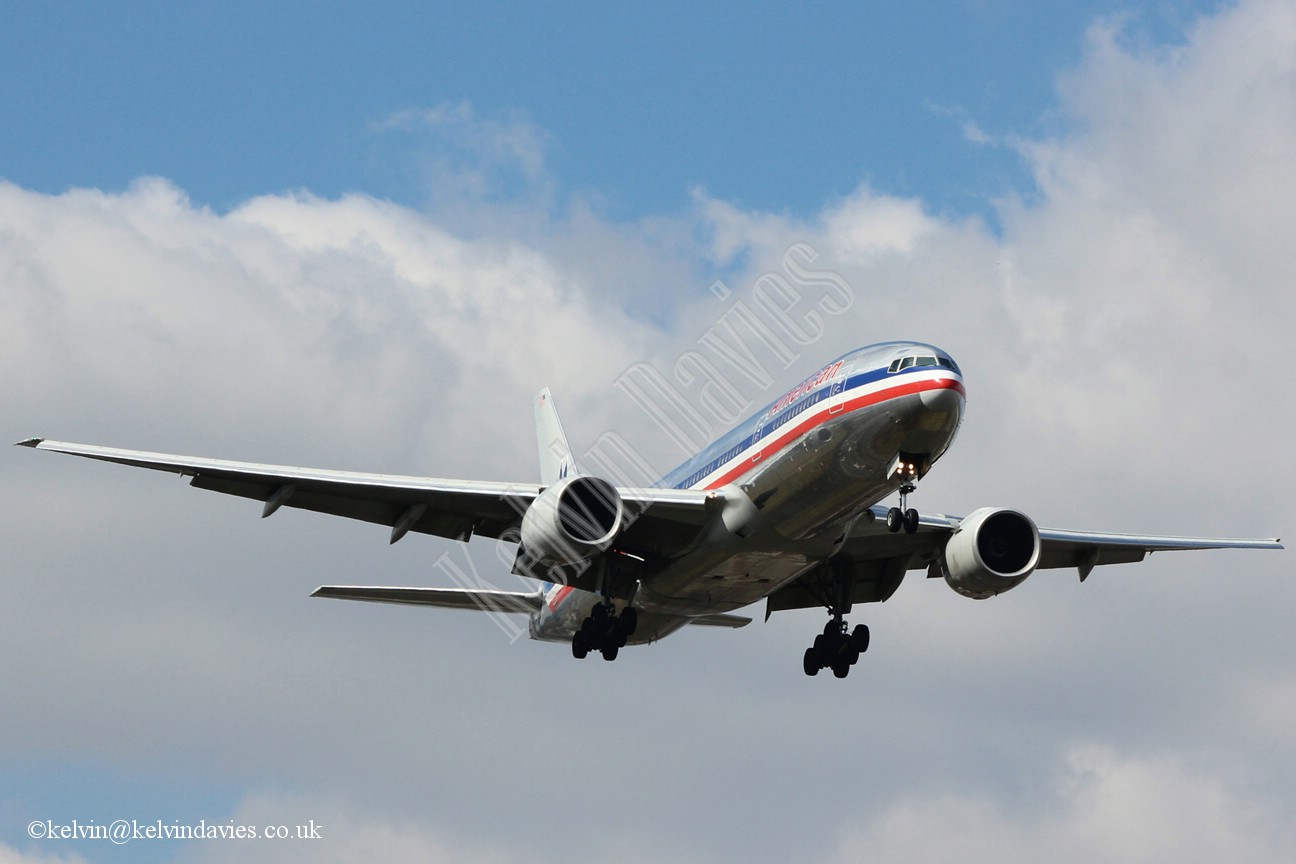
top-left (654, 343), bottom-right (957, 491)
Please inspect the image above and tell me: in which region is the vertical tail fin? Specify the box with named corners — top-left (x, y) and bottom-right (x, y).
top-left (535, 388), bottom-right (576, 484)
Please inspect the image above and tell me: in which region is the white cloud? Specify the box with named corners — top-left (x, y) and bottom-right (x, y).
top-left (172, 792), bottom-right (516, 864)
top-left (0, 176), bottom-right (664, 477)
top-left (375, 102), bottom-right (556, 226)
top-left (819, 187), bottom-right (937, 262)
top-left (0, 844), bottom-right (87, 864)
top-left (830, 745), bottom-right (1290, 864)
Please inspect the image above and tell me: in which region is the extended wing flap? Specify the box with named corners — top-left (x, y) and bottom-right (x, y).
top-left (686, 612), bottom-right (751, 628)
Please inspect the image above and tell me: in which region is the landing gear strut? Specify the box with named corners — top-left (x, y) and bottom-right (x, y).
top-left (571, 601), bottom-right (638, 661)
top-left (802, 560), bottom-right (870, 678)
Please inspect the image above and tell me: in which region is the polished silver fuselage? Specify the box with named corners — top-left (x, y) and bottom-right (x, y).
top-left (530, 341), bottom-right (966, 644)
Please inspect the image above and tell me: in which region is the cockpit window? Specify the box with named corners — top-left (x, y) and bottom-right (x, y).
top-left (888, 352), bottom-right (961, 374)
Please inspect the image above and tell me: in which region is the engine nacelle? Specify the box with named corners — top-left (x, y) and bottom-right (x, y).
top-left (941, 507), bottom-right (1041, 599)
top-left (520, 475), bottom-right (624, 566)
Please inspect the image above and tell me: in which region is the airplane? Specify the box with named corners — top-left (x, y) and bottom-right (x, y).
top-left (18, 341), bottom-right (1283, 678)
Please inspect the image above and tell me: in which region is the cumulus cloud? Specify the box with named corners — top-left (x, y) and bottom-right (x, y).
top-left (0, 176), bottom-right (666, 476)
top-left (830, 746), bottom-right (1290, 864)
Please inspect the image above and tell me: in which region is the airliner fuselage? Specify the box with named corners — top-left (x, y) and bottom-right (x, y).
top-left (528, 341), bottom-right (966, 646)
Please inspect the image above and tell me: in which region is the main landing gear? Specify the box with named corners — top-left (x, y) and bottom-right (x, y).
top-left (571, 602), bottom-right (638, 662)
top-left (802, 560), bottom-right (871, 678)
top-left (803, 616), bottom-right (870, 678)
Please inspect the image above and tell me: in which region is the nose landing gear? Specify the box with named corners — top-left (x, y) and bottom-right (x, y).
top-left (885, 453), bottom-right (926, 534)
top-left (885, 483), bottom-right (920, 534)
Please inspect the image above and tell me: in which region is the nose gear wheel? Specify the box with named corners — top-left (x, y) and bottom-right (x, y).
top-left (886, 480), bottom-right (920, 534)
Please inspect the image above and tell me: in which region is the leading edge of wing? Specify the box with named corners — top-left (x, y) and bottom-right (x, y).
top-left (312, 585), bottom-right (544, 614)
top-left (1035, 526), bottom-right (1282, 552)
top-left (861, 503), bottom-right (1282, 550)
top-left (17, 438), bottom-right (713, 507)
top-left (16, 438), bottom-right (540, 498)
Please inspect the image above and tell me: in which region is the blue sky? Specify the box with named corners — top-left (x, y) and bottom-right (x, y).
top-left (3, 1), bottom-right (1218, 220)
top-left (3, 2), bottom-right (1294, 864)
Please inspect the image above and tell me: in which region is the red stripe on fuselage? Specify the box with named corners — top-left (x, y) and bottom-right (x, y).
top-left (699, 376), bottom-right (965, 491)
top-left (546, 584), bottom-right (575, 611)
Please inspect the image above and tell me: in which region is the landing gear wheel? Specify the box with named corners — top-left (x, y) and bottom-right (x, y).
top-left (804, 565), bottom-right (875, 678)
top-left (850, 623), bottom-right (870, 654)
top-left (619, 606), bottom-right (639, 637)
top-left (904, 508), bottom-right (920, 534)
top-left (602, 641), bottom-right (619, 661)
top-left (886, 507), bottom-right (904, 533)
top-left (571, 631), bottom-right (589, 660)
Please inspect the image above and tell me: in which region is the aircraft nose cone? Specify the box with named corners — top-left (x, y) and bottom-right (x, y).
top-left (920, 381), bottom-right (965, 415)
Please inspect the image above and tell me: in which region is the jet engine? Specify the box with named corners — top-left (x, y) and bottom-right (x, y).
top-left (941, 507), bottom-right (1041, 599)
top-left (520, 475), bottom-right (624, 565)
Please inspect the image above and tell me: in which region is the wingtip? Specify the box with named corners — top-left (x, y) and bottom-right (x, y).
top-left (14, 437), bottom-right (44, 448)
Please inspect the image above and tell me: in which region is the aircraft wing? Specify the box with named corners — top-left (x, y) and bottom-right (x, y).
top-left (766, 504), bottom-right (1282, 613)
top-left (1031, 524), bottom-right (1284, 576)
top-left (312, 585), bottom-right (544, 614)
top-left (311, 585), bottom-right (752, 629)
top-left (855, 504), bottom-right (1281, 571)
top-left (16, 439), bottom-right (714, 555)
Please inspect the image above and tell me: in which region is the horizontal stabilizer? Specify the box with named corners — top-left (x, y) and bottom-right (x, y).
top-left (687, 612), bottom-right (751, 628)
top-left (312, 585), bottom-right (543, 614)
